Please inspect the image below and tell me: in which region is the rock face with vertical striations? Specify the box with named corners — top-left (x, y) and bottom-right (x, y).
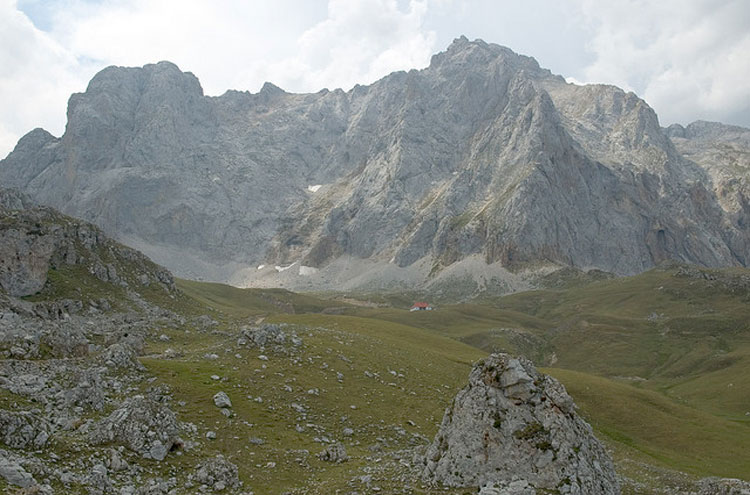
top-left (421, 353), bottom-right (619, 494)
top-left (1, 38), bottom-right (748, 291)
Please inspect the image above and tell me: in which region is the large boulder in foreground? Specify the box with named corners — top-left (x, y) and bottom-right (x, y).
top-left (421, 353), bottom-right (619, 494)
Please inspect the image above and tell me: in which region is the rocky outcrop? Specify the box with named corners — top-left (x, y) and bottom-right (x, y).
top-left (0, 189), bottom-right (176, 297)
top-left (697, 477), bottom-right (750, 495)
top-left (0, 188), bottom-right (33, 211)
top-left (0, 449), bottom-right (37, 488)
top-left (0, 410), bottom-right (50, 450)
top-left (665, 121), bottom-right (750, 268)
top-left (88, 395), bottom-right (181, 461)
top-left (317, 442), bottom-right (348, 463)
top-left (102, 342), bottom-right (144, 370)
top-left (191, 455), bottom-right (241, 492)
top-left (421, 353), bottom-right (619, 494)
top-left (1, 39), bottom-right (747, 289)
top-left (241, 323), bottom-right (302, 352)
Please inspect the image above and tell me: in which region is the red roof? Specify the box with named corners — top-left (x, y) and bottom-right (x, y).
top-left (412, 302), bottom-right (430, 308)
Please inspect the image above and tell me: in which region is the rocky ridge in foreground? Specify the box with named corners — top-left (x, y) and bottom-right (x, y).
top-left (0, 193), bottom-right (246, 493)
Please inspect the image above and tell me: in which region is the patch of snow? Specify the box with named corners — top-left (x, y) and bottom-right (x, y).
top-left (257, 264), bottom-right (265, 270)
top-left (299, 265), bottom-right (318, 276)
top-left (307, 184), bottom-right (322, 193)
top-left (212, 176), bottom-right (221, 182)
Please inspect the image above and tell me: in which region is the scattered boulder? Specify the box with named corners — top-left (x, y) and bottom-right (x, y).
top-left (192, 455), bottom-right (240, 491)
top-left (697, 477), bottom-right (750, 495)
top-left (86, 463), bottom-right (114, 495)
top-left (213, 392), bottom-right (232, 409)
top-left (241, 323), bottom-right (302, 350)
top-left (196, 315), bottom-right (219, 330)
top-left (64, 369), bottom-right (107, 411)
top-left (135, 477), bottom-right (177, 495)
top-left (318, 442), bottom-right (348, 463)
top-left (102, 342), bottom-right (144, 370)
top-left (106, 448), bottom-right (128, 472)
top-left (88, 395), bottom-right (181, 460)
top-left (0, 410), bottom-right (51, 449)
top-left (0, 450), bottom-right (36, 488)
top-left (421, 353), bottom-right (619, 494)
top-left (41, 324), bottom-right (89, 358)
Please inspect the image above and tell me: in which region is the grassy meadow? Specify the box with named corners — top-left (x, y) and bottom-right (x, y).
top-left (21, 262), bottom-right (750, 493)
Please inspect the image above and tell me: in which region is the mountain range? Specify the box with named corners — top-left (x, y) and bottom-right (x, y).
top-left (2, 36), bottom-right (748, 292)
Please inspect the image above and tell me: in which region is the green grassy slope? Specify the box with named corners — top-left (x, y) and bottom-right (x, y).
top-left (141, 311), bottom-right (484, 494)
top-left (32, 261), bottom-right (750, 492)
top-left (176, 278), bottom-right (348, 317)
top-left (344, 266), bottom-right (750, 417)
top-left (546, 368), bottom-right (750, 479)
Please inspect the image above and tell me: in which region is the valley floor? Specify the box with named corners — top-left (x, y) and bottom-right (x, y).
top-left (1, 263), bottom-right (749, 494)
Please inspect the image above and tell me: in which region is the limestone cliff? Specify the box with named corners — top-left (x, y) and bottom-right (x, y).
top-left (1, 38), bottom-right (747, 289)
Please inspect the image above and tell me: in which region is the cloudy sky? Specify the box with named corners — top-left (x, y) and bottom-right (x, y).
top-left (2, 0), bottom-right (749, 158)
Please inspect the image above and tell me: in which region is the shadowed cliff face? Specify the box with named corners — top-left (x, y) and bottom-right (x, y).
top-left (1, 37), bottom-right (748, 287)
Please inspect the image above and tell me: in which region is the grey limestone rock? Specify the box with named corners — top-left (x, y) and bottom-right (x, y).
top-left (192, 455), bottom-right (240, 491)
top-left (697, 477), bottom-right (750, 495)
top-left (86, 463), bottom-right (115, 495)
top-left (318, 442), bottom-right (348, 463)
top-left (0, 188), bottom-right (33, 211)
top-left (0, 192), bottom-right (176, 298)
top-left (102, 342), bottom-right (144, 370)
top-left (135, 477), bottom-right (178, 495)
top-left (241, 323), bottom-right (302, 354)
top-left (479, 480), bottom-right (536, 495)
top-left (242, 323), bottom-right (288, 347)
top-left (41, 324), bottom-right (90, 358)
top-left (1, 40), bottom-right (747, 289)
top-left (212, 391), bottom-right (232, 409)
top-left (421, 353), bottom-right (619, 494)
top-left (88, 395), bottom-right (180, 459)
top-left (0, 410), bottom-right (51, 450)
top-left (0, 449), bottom-right (36, 488)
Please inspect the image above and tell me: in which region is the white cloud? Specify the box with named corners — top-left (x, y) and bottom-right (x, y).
top-left (258, 0), bottom-right (435, 91)
top-left (0, 0), bottom-right (436, 158)
top-left (572, 0), bottom-right (750, 126)
top-left (0, 0), bottom-right (88, 155)
top-left (2, 0), bottom-right (750, 159)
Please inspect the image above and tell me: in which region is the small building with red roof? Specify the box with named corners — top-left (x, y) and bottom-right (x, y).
top-left (410, 302), bottom-right (433, 311)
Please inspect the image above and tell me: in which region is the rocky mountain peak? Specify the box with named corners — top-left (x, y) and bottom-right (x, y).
top-left (8, 128), bottom-right (56, 156)
top-left (82, 60), bottom-right (203, 98)
top-left (429, 36), bottom-right (554, 85)
top-left (260, 81), bottom-right (286, 95)
top-left (66, 60), bottom-right (204, 139)
top-left (1, 39), bottom-right (748, 289)
top-left (666, 120), bottom-right (750, 145)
